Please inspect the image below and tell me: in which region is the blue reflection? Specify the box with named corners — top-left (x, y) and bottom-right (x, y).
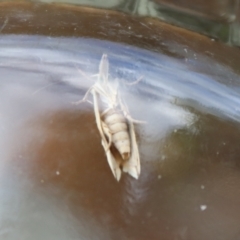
top-left (0, 34), bottom-right (239, 122)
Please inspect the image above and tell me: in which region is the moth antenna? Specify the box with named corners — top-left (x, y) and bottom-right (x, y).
top-left (32, 82), bottom-right (58, 96)
top-left (74, 63), bottom-right (98, 84)
top-left (124, 76), bottom-right (143, 86)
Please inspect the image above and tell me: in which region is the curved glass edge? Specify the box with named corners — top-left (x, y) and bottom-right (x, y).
top-left (34, 0), bottom-right (240, 46)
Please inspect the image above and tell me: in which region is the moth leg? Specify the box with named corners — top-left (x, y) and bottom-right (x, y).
top-left (74, 64), bottom-right (98, 82)
top-left (124, 112), bottom-right (145, 124)
top-left (118, 94), bottom-right (145, 124)
top-left (101, 107), bottom-right (113, 117)
top-left (72, 86), bottom-right (93, 105)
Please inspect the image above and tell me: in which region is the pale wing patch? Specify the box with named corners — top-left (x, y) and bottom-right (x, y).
top-left (122, 119), bottom-right (140, 179)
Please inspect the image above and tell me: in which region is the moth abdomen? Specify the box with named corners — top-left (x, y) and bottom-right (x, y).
top-left (102, 110), bottom-right (131, 160)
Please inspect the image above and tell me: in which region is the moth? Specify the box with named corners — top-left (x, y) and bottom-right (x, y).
top-left (74, 54), bottom-right (141, 181)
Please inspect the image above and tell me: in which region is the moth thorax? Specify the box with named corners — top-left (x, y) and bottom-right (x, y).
top-left (103, 109), bottom-right (131, 160)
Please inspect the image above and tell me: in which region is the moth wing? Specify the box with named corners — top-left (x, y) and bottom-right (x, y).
top-left (101, 121), bottom-right (122, 181)
top-left (99, 54), bottom-right (109, 84)
top-left (92, 90), bottom-right (122, 181)
top-left (92, 90), bottom-right (108, 146)
top-left (103, 143), bottom-right (122, 181)
top-left (122, 119), bottom-right (141, 179)
top-left (117, 93), bottom-right (141, 179)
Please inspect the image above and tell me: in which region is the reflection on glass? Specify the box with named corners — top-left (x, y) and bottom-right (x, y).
top-left (36, 0), bottom-right (240, 45)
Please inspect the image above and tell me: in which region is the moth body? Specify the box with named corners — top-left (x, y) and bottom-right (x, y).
top-left (102, 109), bottom-right (130, 160)
top-left (75, 54), bottom-right (141, 181)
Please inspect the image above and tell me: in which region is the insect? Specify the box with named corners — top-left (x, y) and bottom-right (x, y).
top-left (74, 54), bottom-right (141, 181)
